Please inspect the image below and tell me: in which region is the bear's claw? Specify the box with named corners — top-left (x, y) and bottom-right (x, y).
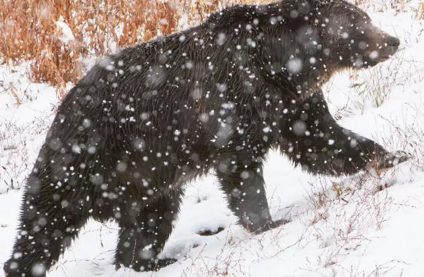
top-left (376, 150), bottom-right (411, 169)
top-left (251, 218), bottom-right (291, 234)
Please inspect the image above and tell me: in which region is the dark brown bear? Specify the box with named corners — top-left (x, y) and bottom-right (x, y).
top-left (4, 0), bottom-right (407, 276)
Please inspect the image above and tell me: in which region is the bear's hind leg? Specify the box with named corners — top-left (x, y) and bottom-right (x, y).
top-left (115, 189), bottom-right (183, 272)
top-left (216, 150), bottom-right (288, 234)
top-left (4, 181), bottom-right (90, 277)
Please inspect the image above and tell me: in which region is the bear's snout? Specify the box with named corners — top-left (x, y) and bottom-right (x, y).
top-left (364, 30), bottom-right (400, 65)
top-left (375, 34), bottom-right (400, 62)
top-left (386, 36), bottom-right (400, 48)
top-left (383, 35), bottom-right (400, 57)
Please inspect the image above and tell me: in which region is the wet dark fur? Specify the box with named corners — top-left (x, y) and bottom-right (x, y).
top-left (4, 0), bottom-right (403, 276)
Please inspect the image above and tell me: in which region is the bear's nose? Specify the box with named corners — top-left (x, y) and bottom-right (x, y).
top-left (386, 36), bottom-right (400, 47)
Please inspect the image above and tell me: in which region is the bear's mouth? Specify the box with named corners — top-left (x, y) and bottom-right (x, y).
top-left (370, 45), bottom-right (399, 62)
top-left (365, 57), bottom-right (391, 67)
top-left (351, 46), bottom-right (399, 68)
top-left (363, 48), bottom-right (398, 67)
top-left (375, 55), bottom-right (392, 62)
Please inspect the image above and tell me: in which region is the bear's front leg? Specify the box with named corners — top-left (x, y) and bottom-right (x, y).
top-left (280, 90), bottom-right (409, 176)
top-left (216, 149), bottom-right (288, 233)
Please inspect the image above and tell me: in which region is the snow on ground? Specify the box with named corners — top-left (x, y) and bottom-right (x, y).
top-left (1, 8), bottom-right (424, 277)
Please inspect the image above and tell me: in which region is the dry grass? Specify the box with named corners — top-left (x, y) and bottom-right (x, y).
top-left (0, 0), bottom-right (272, 95)
top-left (419, 2), bottom-right (424, 19)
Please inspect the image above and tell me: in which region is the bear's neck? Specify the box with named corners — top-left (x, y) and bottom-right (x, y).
top-left (260, 36), bottom-right (333, 100)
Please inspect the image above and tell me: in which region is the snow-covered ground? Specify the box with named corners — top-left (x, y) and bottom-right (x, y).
top-left (1, 7), bottom-right (424, 277)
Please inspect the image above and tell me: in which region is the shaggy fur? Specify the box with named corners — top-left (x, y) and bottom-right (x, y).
top-left (4, 0), bottom-right (406, 276)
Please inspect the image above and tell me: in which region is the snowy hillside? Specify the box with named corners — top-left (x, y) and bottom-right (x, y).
top-left (1, 6), bottom-right (424, 277)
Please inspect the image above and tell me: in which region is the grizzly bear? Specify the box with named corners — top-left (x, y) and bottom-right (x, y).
top-left (4, 0), bottom-right (407, 276)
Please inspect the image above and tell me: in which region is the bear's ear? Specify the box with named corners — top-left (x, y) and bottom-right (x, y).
top-left (277, 0), bottom-right (314, 20)
top-left (274, 0), bottom-right (333, 26)
top-left (307, 0), bottom-right (337, 27)
top-left (309, 0), bottom-right (336, 14)
top-left (313, 0), bottom-right (334, 5)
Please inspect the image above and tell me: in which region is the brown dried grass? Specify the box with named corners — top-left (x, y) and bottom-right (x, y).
top-left (419, 2), bottom-right (424, 19)
top-left (1, 0), bottom-right (271, 94)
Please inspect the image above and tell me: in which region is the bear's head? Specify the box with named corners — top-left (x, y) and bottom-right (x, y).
top-left (248, 0), bottom-right (400, 95)
top-left (315, 0), bottom-right (400, 69)
top-left (206, 0), bottom-right (399, 97)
